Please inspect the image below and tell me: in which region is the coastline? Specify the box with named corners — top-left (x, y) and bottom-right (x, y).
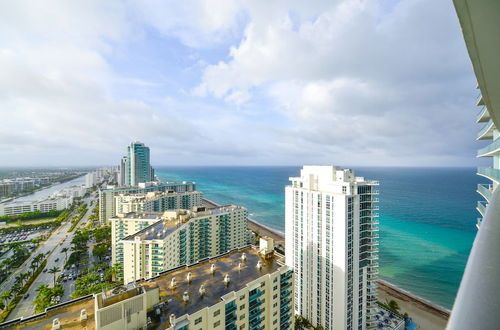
top-left (203, 198), bottom-right (450, 329)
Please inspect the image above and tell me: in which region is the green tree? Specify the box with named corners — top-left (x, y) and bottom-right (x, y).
top-left (0, 290), bottom-right (12, 309)
top-left (92, 244), bottom-right (108, 261)
top-left (33, 284), bottom-right (64, 313)
top-left (48, 267), bottom-right (60, 287)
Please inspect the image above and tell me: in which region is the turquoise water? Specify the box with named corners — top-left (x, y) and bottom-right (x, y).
top-left (156, 166), bottom-right (482, 309)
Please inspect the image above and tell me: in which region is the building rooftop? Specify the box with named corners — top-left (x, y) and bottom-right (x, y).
top-left (1, 246), bottom-right (284, 330)
top-left (142, 246), bottom-right (284, 328)
top-left (5, 296), bottom-right (95, 330)
top-left (121, 205), bottom-right (245, 242)
top-left (117, 190), bottom-right (201, 201)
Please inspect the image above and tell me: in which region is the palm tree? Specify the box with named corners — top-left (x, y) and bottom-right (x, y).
top-left (30, 261), bottom-right (38, 275)
top-left (61, 247), bottom-right (69, 262)
top-left (48, 267), bottom-right (60, 287)
top-left (0, 290), bottom-right (12, 309)
top-left (11, 284), bottom-right (22, 297)
top-left (19, 272), bottom-right (29, 286)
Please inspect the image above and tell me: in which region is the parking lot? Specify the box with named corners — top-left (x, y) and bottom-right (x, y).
top-left (0, 227), bottom-right (53, 244)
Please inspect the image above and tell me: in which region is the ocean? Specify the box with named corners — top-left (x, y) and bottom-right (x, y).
top-left (156, 166), bottom-right (482, 309)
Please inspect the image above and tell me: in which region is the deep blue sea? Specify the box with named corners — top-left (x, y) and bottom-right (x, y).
top-left (156, 166), bottom-right (483, 309)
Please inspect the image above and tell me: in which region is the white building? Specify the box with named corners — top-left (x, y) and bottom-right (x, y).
top-left (119, 205), bottom-right (249, 284)
top-left (285, 166), bottom-right (379, 330)
top-left (114, 190), bottom-right (203, 215)
top-left (0, 196), bottom-right (74, 216)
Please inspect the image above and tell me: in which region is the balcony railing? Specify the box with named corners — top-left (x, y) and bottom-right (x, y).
top-left (477, 184), bottom-right (493, 201)
top-left (476, 106), bottom-right (490, 123)
top-left (477, 119), bottom-right (494, 140)
top-left (477, 138), bottom-right (500, 157)
top-left (477, 167), bottom-right (500, 183)
top-left (477, 201), bottom-right (487, 216)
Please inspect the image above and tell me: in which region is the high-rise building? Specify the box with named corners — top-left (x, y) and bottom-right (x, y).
top-left (99, 181), bottom-right (198, 222)
top-left (127, 141), bottom-right (154, 186)
top-left (119, 205), bottom-right (250, 284)
top-left (118, 156), bottom-right (129, 186)
top-left (114, 190), bottom-right (203, 215)
top-left (285, 166), bottom-right (379, 330)
top-left (2, 243), bottom-right (294, 330)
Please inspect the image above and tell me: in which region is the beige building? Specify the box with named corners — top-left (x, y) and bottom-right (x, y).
top-left (120, 205), bottom-right (250, 284)
top-left (115, 190), bottom-right (203, 214)
top-left (2, 243), bottom-right (294, 330)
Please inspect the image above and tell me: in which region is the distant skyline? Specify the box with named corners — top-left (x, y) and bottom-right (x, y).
top-left (0, 0), bottom-right (487, 167)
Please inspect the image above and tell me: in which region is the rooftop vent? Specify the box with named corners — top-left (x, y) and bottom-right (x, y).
top-left (182, 291), bottom-right (189, 302)
top-left (238, 263), bottom-right (243, 271)
top-left (241, 253), bottom-right (247, 261)
top-left (224, 274), bottom-right (230, 286)
top-left (210, 264), bottom-right (216, 274)
top-left (169, 314), bottom-right (176, 326)
top-left (52, 318), bottom-right (61, 330)
top-left (199, 284), bottom-right (206, 297)
top-left (80, 309), bottom-right (87, 321)
top-left (170, 277), bottom-right (177, 288)
top-left (256, 260), bottom-right (262, 270)
top-left (186, 272), bottom-right (192, 283)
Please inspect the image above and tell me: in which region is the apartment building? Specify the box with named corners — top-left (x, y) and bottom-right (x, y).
top-left (120, 205), bottom-right (249, 284)
top-left (285, 166), bottom-right (379, 330)
top-left (99, 181), bottom-right (197, 222)
top-left (114, 190), bottom-right (203, 214)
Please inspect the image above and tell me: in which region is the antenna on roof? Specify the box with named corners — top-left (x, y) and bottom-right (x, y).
top-left (199, 284), bottom-right (206, 297)
top-left (210, 264), bottom-right (216, 275)
top-left (223, 274), bottom-right (230, 286)
top-left (186, 272), bottom-right (192, 284)
top-left (170, 277), bottom-right (177, 289)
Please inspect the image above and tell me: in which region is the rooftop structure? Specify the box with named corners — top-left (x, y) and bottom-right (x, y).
top-left (115, 190), bottom-right (203, 215)
top-left (1, 244), bottom-right (294, 330)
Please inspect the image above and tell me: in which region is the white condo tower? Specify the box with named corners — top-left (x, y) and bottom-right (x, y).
top-left (285, 166), bottom-right (379, 330)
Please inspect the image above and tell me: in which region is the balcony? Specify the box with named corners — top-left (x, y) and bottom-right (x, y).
top-left (476, 106), bottom-right (490, 123)
top-left (478, 167), bottom-right (500, 183)
top-left (477, 201), bottom-right (487, 216)
top-left (477, 184), bottom-right (494, 201)
top-left (476, 94), bottom-right (485, 106)
top-left (476, 217), bottom-right (482, 229)
top-left (477, 119), bottom-right (495, 140)
top-left (477, 138), bottom-right (500, 157)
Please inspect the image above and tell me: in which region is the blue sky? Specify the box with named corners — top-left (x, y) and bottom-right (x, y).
top-left (0, 0), bottom-right (488, 167)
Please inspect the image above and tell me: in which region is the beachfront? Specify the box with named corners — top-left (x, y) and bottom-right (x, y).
top-left (203, 198), bottom-right (450, 330)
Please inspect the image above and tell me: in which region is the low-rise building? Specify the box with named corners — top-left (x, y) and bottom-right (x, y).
top-left (0, 196), bottom-right (73, 216)
top-left (1, 243), bottom-right (294, 330)
top-left (119, 205), bottom-right (249, 284)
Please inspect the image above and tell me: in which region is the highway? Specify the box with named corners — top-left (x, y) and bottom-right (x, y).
top-left (6, 195), bottom-right (96, 320)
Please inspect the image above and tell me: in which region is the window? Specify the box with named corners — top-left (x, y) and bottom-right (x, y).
top-left (239, 295), bottom-right (245, 300)
top-left (239, 304), bottom-right (245, 310)
top-left (213, 310), bottom-right (220, 317)
top-left (195, 317), bottom-right (202, 325)
top-left (214, 320), bottom-right (220, 327)
top-left (240, 314), bottom-right (245, 320)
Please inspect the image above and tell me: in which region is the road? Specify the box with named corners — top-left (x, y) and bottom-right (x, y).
top-left (7, 195), bottom-right (96, 320)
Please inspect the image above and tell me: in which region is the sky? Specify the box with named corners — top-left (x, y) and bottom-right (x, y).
top-left (0, 0), bottom-right (488, 167)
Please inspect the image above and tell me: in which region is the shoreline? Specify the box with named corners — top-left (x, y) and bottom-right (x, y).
top-left (203, 198), bottom-right (450, 329)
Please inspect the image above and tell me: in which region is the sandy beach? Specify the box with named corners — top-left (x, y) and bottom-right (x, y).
top-left (203, 198), bottom-right (450, 329)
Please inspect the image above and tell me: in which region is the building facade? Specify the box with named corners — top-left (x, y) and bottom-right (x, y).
top-left (120, 206), bottom-right (249, 284)
top-left (114, 190), bottom-right (203, 215)
top-left (475, 94), bottom-right (499, 228)
top-left (98, 181), bottom-right (197, 222)
top-left (285, 166), bottom-right (379, 330)
top-left (0, 196), bottom-right (74, 216)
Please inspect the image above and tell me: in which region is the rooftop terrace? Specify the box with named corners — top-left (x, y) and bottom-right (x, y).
top-left (142, 246), bottom-right (284, 328)
top-left (0, 246), bottom-right (283, 330)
